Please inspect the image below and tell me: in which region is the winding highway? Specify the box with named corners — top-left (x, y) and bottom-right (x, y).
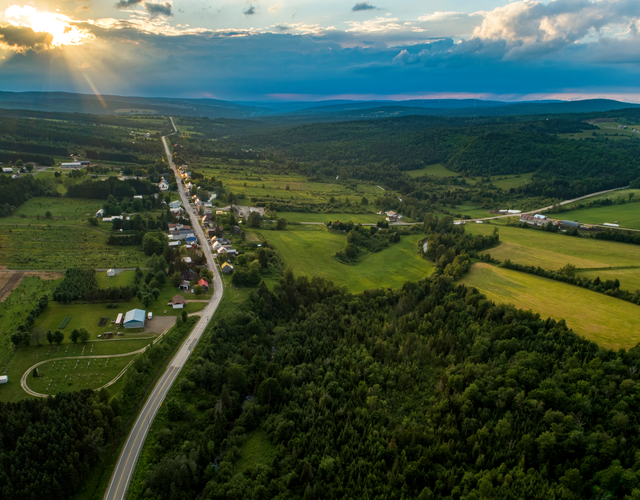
top-left (104, 118), bottom-right (224, 500)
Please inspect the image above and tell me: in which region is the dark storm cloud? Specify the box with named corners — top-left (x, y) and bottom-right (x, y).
top-left (243, 6), bottom-right (256, 16)
top-left (115, 0), bottom-right (143, 8)
top-left (352, 2), bottom-right (376, 12)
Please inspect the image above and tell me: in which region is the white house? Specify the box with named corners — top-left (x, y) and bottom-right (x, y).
top-left (212, 241), bottom-right (223, 250)
top-left (96, 209), bottom-right (104, 217)
top-left (169, 200), bottom-right (182, 208)
top-left (159, 178), bottom-right (170, 191)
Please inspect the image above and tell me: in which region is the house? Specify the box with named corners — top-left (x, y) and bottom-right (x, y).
top-left (170, 230), bottom-right (195, 241)
top-left (213, 241), bottom-right (223, 251)
top-left (170, 207), bottom-right (183, 215)
top-left (96, 209), bottom-right (104, 217)
top-left (123, 309), bottom-right (146, 329)
top-left (159, 178), bottom-right (170, 191)
top-left (198, 279), bottom-right (209, 291)
top-left (225, 248), bottom-right (238, 257)
top-left (182, 257), bottom-right (192, 264)
top-left (133, 195), bottom-right (143, 200)
top-left (107, 269), bottom-right (116, 277)
top-left (178, 280), bottom-right (190, 290)
top-left (217, 247), bottom-right (228, 254)
top-left (169, 200), bottom-right (182, 208)
top-left (181, 269), bottom-right (197, 281)
top-left (168, 223), bottom-right (183, 232)
top-left (386, 215), bottom-right (398, 222)
top-left (203, 202), bottom-right (213, 208)
top-left (168, 241), bottom-right (181, 247)
top-left (221, 262), bottom-right (234, 274)
top-left (185, 236), bottom-right (198, 245)
top-left (2, 167), bottom-right (12, 173)
top-left (169, 294), bottom-right (187, 309)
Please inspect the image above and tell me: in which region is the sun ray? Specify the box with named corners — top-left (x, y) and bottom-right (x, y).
top-left (4, 5), bottom-right (93, 47)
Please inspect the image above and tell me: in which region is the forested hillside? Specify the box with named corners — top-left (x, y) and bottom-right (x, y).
top-left (132, 273), bottom-right (640, 500)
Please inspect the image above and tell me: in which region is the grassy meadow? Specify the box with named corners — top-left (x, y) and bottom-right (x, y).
top-left (276, 212), bottom-right (383, 224)
top-left (460, 263), bottom-right (640, 350)
top-left (548, 202), bottom-right (640, 230)
top-left (257, 226), bottom-right (432, 292)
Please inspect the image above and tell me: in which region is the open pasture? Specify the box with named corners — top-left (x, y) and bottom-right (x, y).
top-left (12, 197), bottom-right (103, 218)
top-left (460, 263), bottom-right (640, 350)
top-left (466, 223), bottom-right (640, 270)
top-left (576, 268), bottom-right (640, 294)
top-left (258, 226), bottom-right (432, 292)
top-left (548, 202), bottom-right (640, 230)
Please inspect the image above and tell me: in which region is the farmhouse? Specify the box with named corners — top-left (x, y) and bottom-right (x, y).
top-left (221, 262), bottom-right (234, 274)
top-left (123, 309), bottom-right (146, 328)
top-left (198, 279), bottom-right (209, 291)
top-left (169, 294), bottom-right (187, 309)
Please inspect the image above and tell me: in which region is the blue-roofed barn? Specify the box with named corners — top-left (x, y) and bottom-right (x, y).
top-left (123, 309), bottom-right (146, 328)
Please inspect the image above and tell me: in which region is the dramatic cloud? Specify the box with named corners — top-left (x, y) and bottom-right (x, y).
top-left (244, 5), bottom-right (256, 16)
top-left (0, 24), bottom-right (52, 53)
top-left (352, 2), bottom-right (377, 12)
top-left (115, 0), bottom-right (143, 8)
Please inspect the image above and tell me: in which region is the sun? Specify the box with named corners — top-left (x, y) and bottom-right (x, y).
top-left (4, 5), bottom-right (93, 47)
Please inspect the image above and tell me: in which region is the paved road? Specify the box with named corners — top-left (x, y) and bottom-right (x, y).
top-left (104, 118), bottom-right (224, 500)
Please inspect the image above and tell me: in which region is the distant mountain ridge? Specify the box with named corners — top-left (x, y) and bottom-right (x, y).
top-left (0, 91), bottom-right (637, 122)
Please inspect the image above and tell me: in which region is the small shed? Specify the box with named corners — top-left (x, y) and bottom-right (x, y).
top-left (170, 294), bottom-right (187, 309)
top-left (115, 313), bottom-right (123, 325)
top-left (0, 375), bottom-right (8, 384)
top-left (123, 309), bottom-right (146, 328)
top-left (107, 269), bottom-right (116, 277)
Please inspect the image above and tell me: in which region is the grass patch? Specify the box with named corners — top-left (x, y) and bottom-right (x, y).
top-left (0, 337), bottom-right (154, 402)
top-left (96, 270), bottom-right (135, 288)
top-left (576, 267), bottom-right (640, 294)
top-left (233, 429), bottom-right (277, 473)
top-left (256, 226), bottom-right (432, 292)
top-left (405, 163), bottom-right (460, 178)
top-left (460, 263), bottom-right (640, 350)
top-left (490, 172), bottom-right (535, 189)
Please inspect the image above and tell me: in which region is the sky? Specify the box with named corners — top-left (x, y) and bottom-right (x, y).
top-left (0, 0), bottom-right (640, 102)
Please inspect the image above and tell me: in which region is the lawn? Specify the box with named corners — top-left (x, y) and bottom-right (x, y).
top-left (0, 337), bottom-right (153, 402)
top-left (547, 202), bottom-right (640, 230)
top-left (96, 269), bottom-right (135, 288)
top-left (277, 212), bottom-right (383, 224)
top-left (26, 352), bottom-right (139, 396)
top-left (257, 226), bottom-right (433, 292)
top-left (466, 224), bottom-right (640, 270)
top-left (460, 263), bottom-right (640, 350)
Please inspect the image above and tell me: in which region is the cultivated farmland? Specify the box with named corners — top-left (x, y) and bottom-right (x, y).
top-left (460, 263), bottom-right (640, 350)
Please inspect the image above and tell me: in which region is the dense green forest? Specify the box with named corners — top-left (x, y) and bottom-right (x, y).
top-left (127, 272), bottom-right (640, 500)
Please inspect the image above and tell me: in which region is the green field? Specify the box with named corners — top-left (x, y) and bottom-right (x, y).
top-left (576, 268), bottom-right (640, 294)
top-left (460, 263), bottom-right (640, 350)
top-left (0, 276), bottom-right (60, 370)
top-left (548, 202), bottom-right (640, 230)
top-left (26, 352), bottom-right (138, 395)
top-left (466, 223), bottom-right (640, 270)
top-left (233, 429), bottom-right (278, 474)
top-left (405, 163), bottom-right (459, 178)
top-left (490, 172), bottom-right (535, 189)
top-left (257, 226), bottom-right (432, 292)
top-left (96, 269), bottom-right (135, 288)
top-left (0, 198), bottom-right (148, 269)
top-left (0, 337), bottom-right (153, 402)
top-left (276, 212), bottom-right (383, 224)
top-left (557, 188), bottom-right (640, 209)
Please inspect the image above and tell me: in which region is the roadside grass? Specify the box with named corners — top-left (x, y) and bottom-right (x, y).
top-left (547, 202), bottom-right (640, 230)
top-left (466, 223), bottom-right (640, 270)
top-left (233, 429), bottom-right (277, 474)
top-left (256, 226), bottom-right (432, 292)
top-left (276, 212), bottom-right (383, 224)
top-left (0, 276), bottom-right (60, 371)
top-left (460, 263), bottom-right (640, 350)
top-left (27, 352), bottom-right (139, 395)
top-left (0, 338), bottom-right (154, 402)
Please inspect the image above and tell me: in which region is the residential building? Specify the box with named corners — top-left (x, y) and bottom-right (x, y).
top-left (170, 294), bottom-right (187, 309)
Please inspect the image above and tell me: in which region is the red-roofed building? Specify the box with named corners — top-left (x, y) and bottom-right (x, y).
top-left (198, 279), bottom-right (209, 291)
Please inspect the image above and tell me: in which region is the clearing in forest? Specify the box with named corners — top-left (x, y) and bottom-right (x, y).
top-left (460, 263), bottom-right (640, 350)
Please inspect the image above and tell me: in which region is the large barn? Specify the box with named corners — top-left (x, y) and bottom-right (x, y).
top-left (123, 309), bottom-right (146, 329)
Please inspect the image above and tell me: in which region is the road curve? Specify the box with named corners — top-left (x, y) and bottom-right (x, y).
top-left (104, 118), bottom-right (224, 500)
